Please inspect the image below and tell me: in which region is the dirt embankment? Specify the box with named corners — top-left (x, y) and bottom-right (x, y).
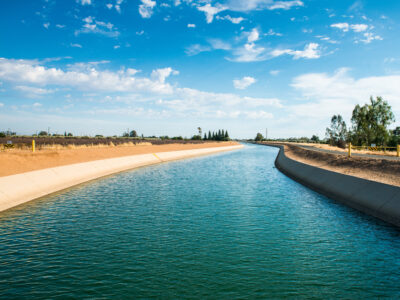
top-left (266, 143), bottom-right (400, 187)
top-left (0, 141), bottom-right (238, 177)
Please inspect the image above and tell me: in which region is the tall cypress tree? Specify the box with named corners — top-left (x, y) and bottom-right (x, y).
top-left (225, 130), bottom-right (229, 139)
top-left (208, 131), bottom-right (211, 140)
top-left (203, 133), bottom-right (207, 140)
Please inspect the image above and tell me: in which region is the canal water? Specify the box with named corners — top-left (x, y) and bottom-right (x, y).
top-left (1, 144), bottom-right (400, 298)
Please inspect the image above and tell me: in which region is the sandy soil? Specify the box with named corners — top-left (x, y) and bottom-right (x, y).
top-left (0, 141), bottom-right (238, 177)
top-left (278, 143), bottom-right (400, 187)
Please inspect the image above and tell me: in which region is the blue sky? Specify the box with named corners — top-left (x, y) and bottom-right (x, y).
top-left (0, 0), bottom-right (399, 138)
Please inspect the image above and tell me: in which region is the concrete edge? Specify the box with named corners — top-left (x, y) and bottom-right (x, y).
top-left (264, 143), bottom-right (400, 228)
top-left (0, 145), bottom-right (243, 213)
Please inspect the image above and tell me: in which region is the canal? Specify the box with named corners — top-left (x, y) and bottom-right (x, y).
top-left (1, 144), bottom-right (400, 298)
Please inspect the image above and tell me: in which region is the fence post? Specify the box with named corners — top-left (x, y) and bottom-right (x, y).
top-left (32, 140), bottom-right (35, 153)
top-left (348, 142), bottom-right (352, 158)
top-left (397, 144), bottom-right (399, 157)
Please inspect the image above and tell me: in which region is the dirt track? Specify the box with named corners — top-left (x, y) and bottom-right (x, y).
top-left (263, 142), bottom-right (400, 187)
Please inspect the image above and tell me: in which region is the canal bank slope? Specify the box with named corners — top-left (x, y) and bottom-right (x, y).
top-left (0, 144), bottom-right (243, 212)
top-left (265, 143), bottom-right (400, 228)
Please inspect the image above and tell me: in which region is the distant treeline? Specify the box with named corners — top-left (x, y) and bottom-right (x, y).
top-left (192, 129), bottom-right (230, 141)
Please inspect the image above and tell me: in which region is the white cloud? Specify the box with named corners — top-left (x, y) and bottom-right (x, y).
top-left (106, 3), bottom-right (113, 9)
top-left (0, 58), bottom-right (177, 94)
top-left (233, 76), bottom-right (256, 89)
top-left (331, 23), bottom-right (369, 33)
top-left (358, 32), bottom-right (383, 44)
top-left (230, 42), bottom-right (267, 62)
top-left (265, 29), bottom-right (282, 36)
top-left (77, 0), bottom-right (92, 5)
top-left (216, 15), bottom-right (245, 24)
top-left (56, 24), bottom-right (65, 29)
top-left (226, 0), bottom-right (303, 12)
top-left (185, 44), bottom-right (211, 56)
top-left (290, 68), bottom-right (400, 120)
top-left (197, 3), bottom-right (227, 23)
top-left (185, 39), bottom-right (231, 56)
top-left (0, 103), bottom-right (3, 107)
top-left (71, 43), bottom-right (82, 48)
top-left (248, 28), bottom-right (260, 43)
top-left (33, 102), bottom-right (43, 107)
top-left (331, 22), bottom-right (350, 32)
top-left (151, 67), bottom-right (179, 83)
top-left (351, 24), bottom-right (368, 32)
top-left (187, 23), bottom-right (196, 28)
top-left (43, 23), bottom-right (50, 29)
top-left (271, 43), bottom-right (320, 59)
top-left (75, 16), bottom-right (119, 37)
top-left (268, 0), bottom-right (304, 10)
top-left (139, 0), bottom-right (156, 18)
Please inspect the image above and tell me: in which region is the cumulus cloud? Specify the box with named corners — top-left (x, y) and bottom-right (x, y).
top-left (247, 28), bottom-right (260, 43)
top-left (197, 3), bottom-right (227, 23)
top-left (0, 58), bottom-right (176, 94)
top-left (229, 42), bottom-right (267, 62)
top-left (187, 23), bottom-right (196, 28)
top-left (290, 68), bottom-right (400, 119)
top-left (139, 0), bottom-right (156, 18)
top-left (271, 43), bottom-right (320, 59)
top-left (233, 76), bottom-right (256, 89)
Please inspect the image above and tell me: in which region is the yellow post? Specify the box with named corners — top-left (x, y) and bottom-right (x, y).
top-left (397, 144), bottom-right (399, 157)
top-left (348, 142), bottom-right (352, 158)
top-left (32, 140), bottom-right (35, 152)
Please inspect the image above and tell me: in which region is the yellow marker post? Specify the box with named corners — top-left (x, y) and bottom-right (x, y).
top-left (348, 142), bottom-right (352, 158)
top-left (32, 140), bottom-right (35, 152)
top-left (397, 144), bottom-right (399, 157)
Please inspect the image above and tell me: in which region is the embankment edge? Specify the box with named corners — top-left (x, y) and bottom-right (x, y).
top-left (267, 144), bottom-right (400, 228)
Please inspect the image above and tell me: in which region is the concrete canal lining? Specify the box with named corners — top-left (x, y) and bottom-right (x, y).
top-left (269, 144), bottom-right (400, 228)
top-left (0, 145), bottom-right (243, 213)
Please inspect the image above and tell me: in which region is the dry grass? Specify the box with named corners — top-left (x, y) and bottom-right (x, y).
top-left (0, 141), bottom-right (154, 152)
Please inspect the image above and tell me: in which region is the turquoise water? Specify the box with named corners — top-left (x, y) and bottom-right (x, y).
top-left (1, 144), bottom-right (400, 299)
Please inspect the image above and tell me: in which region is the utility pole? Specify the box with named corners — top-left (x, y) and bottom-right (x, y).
top-left (265, 128), bottom-right (268, 140)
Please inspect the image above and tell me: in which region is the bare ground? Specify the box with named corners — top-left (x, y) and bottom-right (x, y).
top-left (0, 141), bottom-right (238, 177)
top-left (264, 142), bottom-right (400, 187)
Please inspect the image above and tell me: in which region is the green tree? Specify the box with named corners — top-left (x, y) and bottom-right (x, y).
top-left (311, 135), bottom-right (320, 143)
top-left (129, 130), bottom-right (138, 137)
top-left (351, 96), bottom-right (395, 145)
top-left (38, 131), bottom-right (48, 136)
top-left (255, 133), bottom-right (264, 141)
top-left (326, 114), bottom-right (348, 148)
top-left (208, 131), bottom-right (211, 140)
top-left (203, 133), bottom-right (207, 140)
